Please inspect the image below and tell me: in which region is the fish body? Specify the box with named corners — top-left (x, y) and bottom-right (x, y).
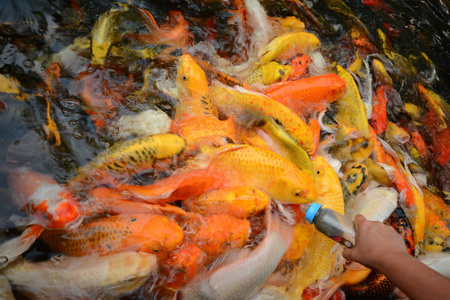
top-left (171, 113), bottom-right (236, 148)
top-left (257, 32), bottom-right (321, 65)
top-left (371, 85), bottom-right (389, 135)
top-left (419, 252), bottom-right (450, 279)
top-left (355, 57), bottom-right (373, 119)
top-left (2, 252), bottom-right (157, 299)
top-left (176, 54), bottom-right (217, 117)
top-left (189, 214), bottom-right (250, 257)
top-left (40, 214), bottom-right (184, 257)
top-left (206, 145), bottom-right (317, 204)
top-left (180, 212), bottom-right (293, 300)
top-left (418, 84), bottom-right (447, 131)
top-left (211, 83), bottom-right (315, 155)
top-left (245, 61), bottom-right (293, 85)
top-left (68, 133), bottom-right (187, 190)
top-left (183, 186), bottom-right (270, 218)
top-left (91, 3), bottom-right (128, 65)
top-left (288, 155), bottom-right (345, 297)
top-left (264, 74), bottom-right (346, 116)
top-left (334, 65), bottom-right (370, 141)
top-left (423, 188), bottom-right (450, 221)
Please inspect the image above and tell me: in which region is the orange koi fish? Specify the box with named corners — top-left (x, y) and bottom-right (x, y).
top-left (8, 167), bottom-right (81, 230)
top-left (132, 6), bottom-right (193, 51)
top-left (40, 214), bottom-right (183, 258)
top-left (264, 73), bottom-right (346, 116)
top-left (371, 85), bottom-right (388, 135)
top-left (425, 207), bottom-right (450, 239)
top-left (211, 83), bottom-right (315, 155)
top-left (120, 144), bottom-right (317, 205)
top-left (409, 132), bottom-right (428, 162)
top-left (423, 188), bottom-right (450, 221)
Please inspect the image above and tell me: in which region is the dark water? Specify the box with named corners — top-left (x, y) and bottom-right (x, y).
top-left (0, 0), bottom-right (449, 298)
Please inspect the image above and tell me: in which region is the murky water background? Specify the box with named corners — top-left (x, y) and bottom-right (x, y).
top-left (0, 0), bottom-right (449, 298)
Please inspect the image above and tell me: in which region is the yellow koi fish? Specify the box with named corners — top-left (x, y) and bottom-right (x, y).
top-left (245, 61), bottom-right (293, 85)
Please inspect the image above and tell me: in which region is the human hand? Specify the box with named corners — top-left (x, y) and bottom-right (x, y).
top-left (342, 214), bottom-right (409, 271)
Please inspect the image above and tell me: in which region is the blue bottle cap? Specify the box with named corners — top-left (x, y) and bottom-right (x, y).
top-left (305, 202), bottom-right (322, 224)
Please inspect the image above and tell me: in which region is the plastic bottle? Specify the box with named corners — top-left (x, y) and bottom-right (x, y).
top-left (301, 202), bottom-right (356, 248)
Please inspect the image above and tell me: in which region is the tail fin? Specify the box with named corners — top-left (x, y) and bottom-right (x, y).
top-left (0, 224), bottom-right (44, 269)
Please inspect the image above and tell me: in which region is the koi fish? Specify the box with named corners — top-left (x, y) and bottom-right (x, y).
top-left (245, 61), bottom-right (293, 86)
top-left (67, 133), bottom-right (187, 191)
top-left (40, 214), bottom-right (184, 257)
top-left (372, 58), bottom-right (393, 87)
top-left (8, 167), bottom-right (82, 230)
top-left (120, 144), bottom-right (317, 205)
top-left (425, 207), bottom-right (450, 240)
top-left (211, 83), bottom-right (315, 155)
top-left (1, 252), bottom-right (157, 299)
top-left (179, 211), bottom-right (293, 299)
top-left (385, 122), bottom-right (410, 145)
top-left (423, 188), bottom-right (450, 221)
top-left (0, 167), bottom-right (83, 267)
top-left (183, 186), bottom-right (270, 218)
top-left (418, 84), bottom-right (447, 132)
top-left (264, 73), bottom-right (346, 116)
top-left (288, 155), bottom-right (345, 297)
top-left (132, 6), bottom-right (193, 51)
top-left (0, 73), bottom-right (26, 100)
top-left (91, 3), bottom-right (129, 65)
top-left (371, 85), bottom-right (389, 135)
top-left (257, 32), bottom-right (321, 65)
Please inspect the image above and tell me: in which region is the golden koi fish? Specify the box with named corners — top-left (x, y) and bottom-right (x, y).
top-left (245, 61), bottom-right (293, 85)
top-left (257, 32), bottom-right (321, 65)
top-left (288, 155), bottom-right (345, 297)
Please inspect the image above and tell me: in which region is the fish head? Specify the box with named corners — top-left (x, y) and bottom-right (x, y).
top-left (268, 173), bottom-right (317, 204)
top-left (176, 54), bottom-right (209, 101)
top-left (141, 215), bottom-right (184, 256)
top-left (103, 252), bottom-right (157, 298)
top-left (349, 137), bottom-right (374, 163)
top-left (343, 164), bottom-right (369, 195)
top-left (32, 188), bottom-right (82, 230)
top-left (8, 167), bottom-right (82, 229)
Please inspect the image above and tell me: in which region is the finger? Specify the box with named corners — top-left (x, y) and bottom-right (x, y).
top-left (342, 248), bottom-right (352, 261)
top-left (354, 214), bottom-right (367, 223)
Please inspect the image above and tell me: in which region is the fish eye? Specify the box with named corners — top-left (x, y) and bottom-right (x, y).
top-left (183, 75), bottom-right (187, 81)
top-left (279, 69), bottom-right (285, 75)
top-left (126, 276), bottom-right (137, 282)
top-left (294, 190), bottom-right (301, 196)
top-left (316, 170), bottom-right (321, 175)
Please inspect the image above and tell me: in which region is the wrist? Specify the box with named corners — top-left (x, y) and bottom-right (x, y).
top-left (374, 251), bottom-right (412, 273)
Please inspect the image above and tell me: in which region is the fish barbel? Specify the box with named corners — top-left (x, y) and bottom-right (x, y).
top-left (264, 73), bottom-right (346, 116)
top-left (288, 155), bottom-right (345, 297)
top-left (180, 211), bottom-right (293, 300)
top-left (2, 252), bottom-right (157, 299)
top-left (211, 83), bottom-right (315, 155)
top-left (67, 133), bottom-right (187, 190)
top-left (40, 214), bottom-right (184, 257)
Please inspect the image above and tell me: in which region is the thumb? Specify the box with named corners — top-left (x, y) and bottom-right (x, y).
top-left (342, 247), bottom-right (352, 261)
